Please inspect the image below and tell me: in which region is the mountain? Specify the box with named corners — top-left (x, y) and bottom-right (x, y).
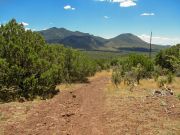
top-left (38, 27), bottom-right (168, 52)
top-left (39, 27), bottom-right (107, 50)
top-left (102, 33), bottom-right (166, 52)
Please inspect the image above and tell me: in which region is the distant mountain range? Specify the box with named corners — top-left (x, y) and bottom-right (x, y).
top-left (38, 27), bottom-right (168, 53)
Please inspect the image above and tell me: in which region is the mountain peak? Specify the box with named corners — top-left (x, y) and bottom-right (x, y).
top-left (38, 27), bottom-right (167, 52)
top-left (47, 27), bottom-right (68, 31)
top-left (121, 33), bottom-right (134, 36)
top-left (116, 33), bottom-right (137, 38)
top-left (48, 27), bottom-right (58, 30)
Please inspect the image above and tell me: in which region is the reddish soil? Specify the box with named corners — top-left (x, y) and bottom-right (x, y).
top-left (0, 73), bottom-right (180, 135)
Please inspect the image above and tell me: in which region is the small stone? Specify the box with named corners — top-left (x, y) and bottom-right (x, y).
top-left (72, 95), bottom-right (76, 98)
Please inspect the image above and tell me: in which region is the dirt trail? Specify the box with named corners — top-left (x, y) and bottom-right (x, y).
top-left (0, 74), bottom-right (110, 135)
top-left (0, 72), bottom-right (180, 135)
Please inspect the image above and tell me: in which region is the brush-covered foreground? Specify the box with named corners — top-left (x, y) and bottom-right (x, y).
top-left (0, 19), bottom-right (108, 102)
top-left (0, 71), bottom-right (179, 135)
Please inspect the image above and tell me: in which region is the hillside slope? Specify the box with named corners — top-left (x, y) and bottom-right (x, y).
top-left (38, 28), bottom-right (168, 52)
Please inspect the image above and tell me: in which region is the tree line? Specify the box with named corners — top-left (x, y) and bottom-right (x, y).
top-left (0, 19), bottom-right (103, 102)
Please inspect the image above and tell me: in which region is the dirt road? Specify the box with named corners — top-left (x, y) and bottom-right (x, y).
top-left (0, 72), bottom-right (180, 135)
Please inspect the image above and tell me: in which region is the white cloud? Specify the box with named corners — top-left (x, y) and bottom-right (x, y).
top-left (104, 16), bottom-right (110, 19)
top-left (141, 13), bottom-right (155, 16)
top-left (138, 34), bottom-right (180, 45)
top-left (64, 5), bottom-right (76, 10)
top-left (21, 22), bottom-right (29, 26)
top-left (120, 0), bottom-right (136, 7)
top-left (96, 0), bottom-right (137, 7)
top-left (25, 27), bottom-right (31, 31)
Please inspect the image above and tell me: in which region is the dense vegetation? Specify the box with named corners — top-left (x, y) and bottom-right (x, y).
top-left (111, 54), bottom-right (154, 87)
top-left (155, 44), bottom-right (180, 75)
top-left (0, 19), bottom-right (98, 102)
top-left (111, 45), bottom-right (180, 88)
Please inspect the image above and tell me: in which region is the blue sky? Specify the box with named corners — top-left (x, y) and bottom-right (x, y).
top-left (0, 0), bottom-right (180, 45)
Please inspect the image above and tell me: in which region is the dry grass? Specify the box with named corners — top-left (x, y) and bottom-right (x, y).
top-left (107, 76), bottom-right (180, 98)
top-left (140, 77), bottom-right (180, 94)
top-left (169, 77), bottom-right (180, 95)
top-left (88, 70), bottom-right (112, 81)
top-left (56, 83), bottom-right (83, 92)
top-left (56, 70), bottom-right (112, 92)
top-left (105, 75), bottom-right (180, 135)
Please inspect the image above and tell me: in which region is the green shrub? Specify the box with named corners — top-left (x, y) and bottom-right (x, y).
top-left (0, 86), bottom-right (21, 102)
top-left (166, 72), bottom-right (174, 84)
top-left (131, 63), bottom-right (145, 84)
top-left (115, 54), bottom-right (154, 78)
top-left (123, 71), bottom-right (136, 86)
top-left (112, 66), bottom-right (123, 87)
top-left (156, 73), bottom-right (174, 88)
top-left (153, 65), bottom-right (175, 88)
top-left (0, 19), bottom-right (98, 102)
top-left (157, 76), bottom-right (167, 88)
top-left (155, 44), bottom-right (180, 73)
top-left (153, 65), bottom-right (169, 81)
top-left (112, 54), bottom-right (150, 85)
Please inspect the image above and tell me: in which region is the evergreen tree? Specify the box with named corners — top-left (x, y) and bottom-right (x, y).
top-left (0, 19), bottom-right (98, 102)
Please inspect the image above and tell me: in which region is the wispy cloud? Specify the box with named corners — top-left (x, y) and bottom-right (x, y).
top-left (104, 16), bottom-right (110, 19)
top-left (21, 22), bottom-right (29, 26)
top-left (138, 34), bottom-right (180, 45)
top-left (96, 0), bottom-right (137, 7)
top-left (141, 13), bottom-right (155, 16)
top-left (64, 5), bottom-right (76, 10)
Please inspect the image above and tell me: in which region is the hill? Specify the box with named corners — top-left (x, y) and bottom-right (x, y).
top-left (38, 27), bottom-right (168, 53)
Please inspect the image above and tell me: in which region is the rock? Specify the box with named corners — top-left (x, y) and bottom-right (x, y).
top-left (153, 90), bottom-right (162, 96)
top-left (166, 87), bottom-right (173, 95)
top-left (69, 91), bottom-right (73, 94)
top-left (153, 88), bottom-right (174, 96)
top-left (72, 94), bottom-right (76, 98)
top-left (61, 112), bottom-right (75, 117)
